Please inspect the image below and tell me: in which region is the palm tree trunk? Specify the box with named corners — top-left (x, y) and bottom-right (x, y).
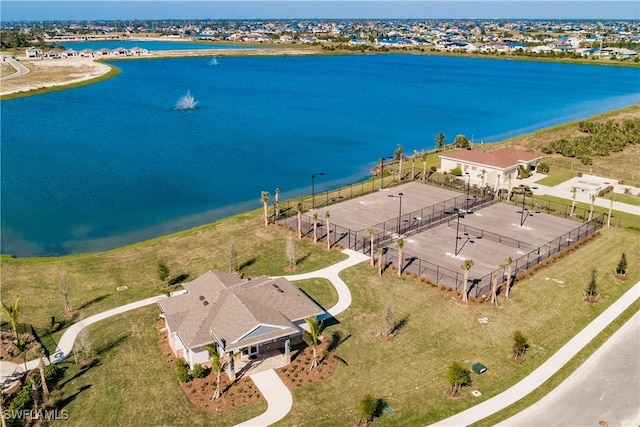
top-left (212, 370), bottom-right (222, 400)
top-left (491, 273), bottom-right (498, 306)
top-left (506, 264), bottom-right (513, 299)
top-left (263, 202), bottom-right (268, 227)
top-left (462, 270), bottom-right (469, 303)
top-left (313, 222), bottom-right (317, 245)
top-left (377, 249), bottom-right (383, 277)
top-left (39, 355), bottom-right (49, 395)
top-left (397, 248), bottom-right (403, 277)
top-left (297, 212), bottom-right (302, 239)
top-left (422, 161), bottom-right (427, 182)
top-left (326, 218), bottom-right (331, 251)
top-left (369, 237), bottom-right (375, 266)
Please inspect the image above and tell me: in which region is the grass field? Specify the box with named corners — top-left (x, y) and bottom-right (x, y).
top-left (40, 226), bottom-right (638, 426)
top-left (534, 168), bottom-right (579, 186)
top-left (602, 191), bottom-right (640, 206)
top-left (535, 194), bottom-right (640, 229)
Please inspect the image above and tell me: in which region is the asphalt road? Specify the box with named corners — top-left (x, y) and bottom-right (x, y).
top-left (499, 311), bottom-right (640, 427)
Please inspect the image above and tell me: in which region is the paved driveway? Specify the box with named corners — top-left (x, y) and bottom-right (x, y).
top-left (499, 311), bottom-right (640, 427)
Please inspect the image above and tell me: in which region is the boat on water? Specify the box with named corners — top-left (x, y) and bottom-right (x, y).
top-left (209, 57), bottom-right (219, 66)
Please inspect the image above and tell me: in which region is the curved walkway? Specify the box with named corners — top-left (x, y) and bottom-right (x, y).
top-left (1, 56), bottom-right (30, 80)
top-left (233, 249), bottom-right (369, 427)
top-left (429, 280), bottom-right (640, 426)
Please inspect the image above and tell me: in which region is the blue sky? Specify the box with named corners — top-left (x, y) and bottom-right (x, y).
top-left (2, 1), bottom-right (639, 21)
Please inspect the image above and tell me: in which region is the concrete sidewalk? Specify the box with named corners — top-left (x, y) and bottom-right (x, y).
top-left (234, 369), bottom-right (293, 427)
top-left (429, 281), bottom-right (640, 426)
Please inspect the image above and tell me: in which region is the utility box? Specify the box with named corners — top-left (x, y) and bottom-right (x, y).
top-left (473, 363), bottom-right (487, 374)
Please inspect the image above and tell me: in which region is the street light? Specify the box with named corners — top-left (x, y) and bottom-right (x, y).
top-left (517, 185), bottom-right (538, 227)
top-left (454, 210), bottom-right (473, 256)
top-left (388, 192), bottom-right (403, 234)
top-left (311, 172), bottom-right (325, 210)
top-left (464, 172), bottom-right (471, 212)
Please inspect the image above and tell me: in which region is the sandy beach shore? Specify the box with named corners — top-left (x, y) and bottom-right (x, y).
top-left (0, 47), bottom-right (317, 97)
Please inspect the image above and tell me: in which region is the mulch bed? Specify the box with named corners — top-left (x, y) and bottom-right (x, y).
top-left (156, 320), bottom-right (338, 413)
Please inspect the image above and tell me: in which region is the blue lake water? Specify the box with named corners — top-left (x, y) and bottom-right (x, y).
top-left (2, 54), bottom-right (639, 257)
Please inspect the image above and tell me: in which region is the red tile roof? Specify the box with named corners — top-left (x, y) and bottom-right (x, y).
top-left (439, 148), bottom-right (542, 169)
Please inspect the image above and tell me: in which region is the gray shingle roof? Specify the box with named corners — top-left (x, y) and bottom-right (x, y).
top-left (158, 271), bottom-right (324, 350)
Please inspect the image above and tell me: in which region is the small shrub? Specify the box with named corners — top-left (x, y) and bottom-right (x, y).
top-left (192, 364), bottom-right (206, 379)
top-left (536, 162), bottom-right (550, 173)
top-left (451, 167), bottom-right (463, 176)
top-left (615, 252), bottom-right (628, 276)
top-left (176, 358), bottom-right (191, 383)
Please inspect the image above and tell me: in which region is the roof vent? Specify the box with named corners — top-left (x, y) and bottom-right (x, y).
top-left (199, 295), bottom-right (205, 301)
top-left (202, 300), bottom-right (209, 306)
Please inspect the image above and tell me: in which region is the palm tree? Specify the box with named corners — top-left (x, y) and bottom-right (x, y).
top-left (203, 344), bottom-right (224, 400)
top-left (394, 144), bottom-right (404, 181)
top-left (570, 186), bottom-right (577, 216)
top-left (325, 210), bottom-right (331, 251)
top-left (411, 157), bottom-right (416, 180)
top-left (366, 227), bottom-right (376, 266)
top-left (607, 197), bottom-right (614, 228)
top-left (303, 317), bottom-right (323, 370)
top-left (490, 272), bottom-right (499, 306)
top-left (494, 173), bottom-right (501, 200)
top-left (460, 259), bottom-right (474, 303)
top-left (274, 187), bottom-right (280, 218)
top-left (479, 169), bottom-right (486, 189)
top-left (395, 237), bottom-right (405, 277)
top-left (377, 248), bottom-right (384, 277)
top-left (38, 351), bottom-right (49, 396)
top-left (312, 212), bottom-right (318, 244)
top-left (422, 153), bottom-right (429, 182)
top-left (435, 131), bottom-right (446, 152)
top-left (588, 193), bottom-right (596, 221)
top-left (296, 200), bottom-right (303, 239)
top-left (1, 295), bottom-right (20, 341)
top-left (501, 257), bottom-right (514, 299)
top-left (260, 191), bottom-right (270, 227)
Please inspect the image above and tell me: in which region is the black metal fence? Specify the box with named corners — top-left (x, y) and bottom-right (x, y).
top-left (378, 213), bottom-right (605, 299)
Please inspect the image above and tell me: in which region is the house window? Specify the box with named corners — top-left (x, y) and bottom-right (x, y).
top-left (471, 166), bottom-right (477, 171)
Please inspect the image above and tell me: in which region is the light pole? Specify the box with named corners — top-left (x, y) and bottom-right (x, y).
top-left (518, 185), bottom-right (538, 227)
top-left (311, 172), bottom-right (325, 210)
top-left (454, 210), bottom-right (473, 256)
top-left (464, 172), bottom-right (471, 212)
top-left (388, 192), bottom-right (403, 234)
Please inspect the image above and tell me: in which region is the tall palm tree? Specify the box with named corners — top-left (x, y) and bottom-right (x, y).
top-left (411, 158), bottom-right (415, 180)
top-left (494, 174), bottom-right (501, 200)
top-left (260, 191), bottom-right (270, 227)
top-left (394, 144), bottom-right (404, 181)
top-left (460, 259), bottom-right (474, 303)
top-left (501, 257), bottom-right (514, 299)
top-left (588, 193), bottom-right (596, 221)
top-left (607, 197), bottom-right (614, 228)
top-left (38, 352), bottom-right (49, 396)
top-left (491, 272), bottom-right (499, 306)
top-left (296, 200), bottom-right (303, 239)
top-left (366, 227), bottom-right (376, 266)
top-left (203, 344), bottom-right (224, 400)
top-left (422, 153), bottom-right (429, 182)
top-left (325, 211), bottom-right (331, 251)
top-left (312, 212), bottom-right (318, 245)
top-left (303, 317), bottom-right (323, 370)
top-left (378, 157), bottom-right (385, 190)
top-left (395, 237), bottom-right (405, 277)
top-left (570, 186), bottom-right (577, 216)
top-left (1, 295), bottom-right (20, 341)
top-left (274, 187), bottom-right (280, 218)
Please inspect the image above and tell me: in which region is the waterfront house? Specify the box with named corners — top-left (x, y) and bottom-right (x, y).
top-left (439, 147), bottom-right (542, 189)
top-left (25, 47), bottom-right (43, 58)
top-left (157, 270), bottom-right (325, 369)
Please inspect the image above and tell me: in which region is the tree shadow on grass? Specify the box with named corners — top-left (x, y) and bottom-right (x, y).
top-left (238, 257), bottom-right (258, 276)
top-left (57, 384), bottom-right (92, 410)
top-left (78, 294), bottom-right (111, 311)
top-left (169, 273), bottom-right (189, 286)
top-left (295, 253), bottom-right (310, 266)
top-left (327, 331), bottom-right (351, 353)
top-left (58, 360), bottom-right (101, 387)
top-left (95, 334), bottom-right (129, 357)
top-left (391, 315), bottom-right (409, 336)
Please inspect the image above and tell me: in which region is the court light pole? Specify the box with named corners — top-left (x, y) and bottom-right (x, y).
top-left (311, 172), bottom-right (325, 210)
top-left (388, 192), bottom-right (403, 234)
top-left (518, 185), bottom-right (538, 227)
top-left (465, 172), bottom-right (471, 212)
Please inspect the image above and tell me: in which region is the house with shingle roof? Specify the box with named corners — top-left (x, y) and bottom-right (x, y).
top-left (439, 147), bottom-right (542, 190)
top-left (157, 270), bottom-right (324, 369)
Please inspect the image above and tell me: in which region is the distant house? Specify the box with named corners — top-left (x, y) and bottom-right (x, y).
top-left (157, 270), bottom-right (325, 369)
top-left (439, 148), bottom-right (543, 189)
top-left (128, 46), bottom-right (148, 56)
top-left (78, 49), bottom-right (95, 57)
top-left (25, 47), bottom-right (43, 58)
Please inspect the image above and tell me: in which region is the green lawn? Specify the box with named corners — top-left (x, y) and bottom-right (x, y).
top-left (3, 209), bottom-right (639, 426)
top-left (534, 167), bottom-right (579, 186)
top-left (535, 194), bottom-right (640, 229)
top-left (1, 208), bottom-right (346, 350)
top-left (603, 191), bottom-right (640, 206)
top-left (276, 227), bottom-right (639, 426)
top-left (295, 278), bottom-right (339, 311)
